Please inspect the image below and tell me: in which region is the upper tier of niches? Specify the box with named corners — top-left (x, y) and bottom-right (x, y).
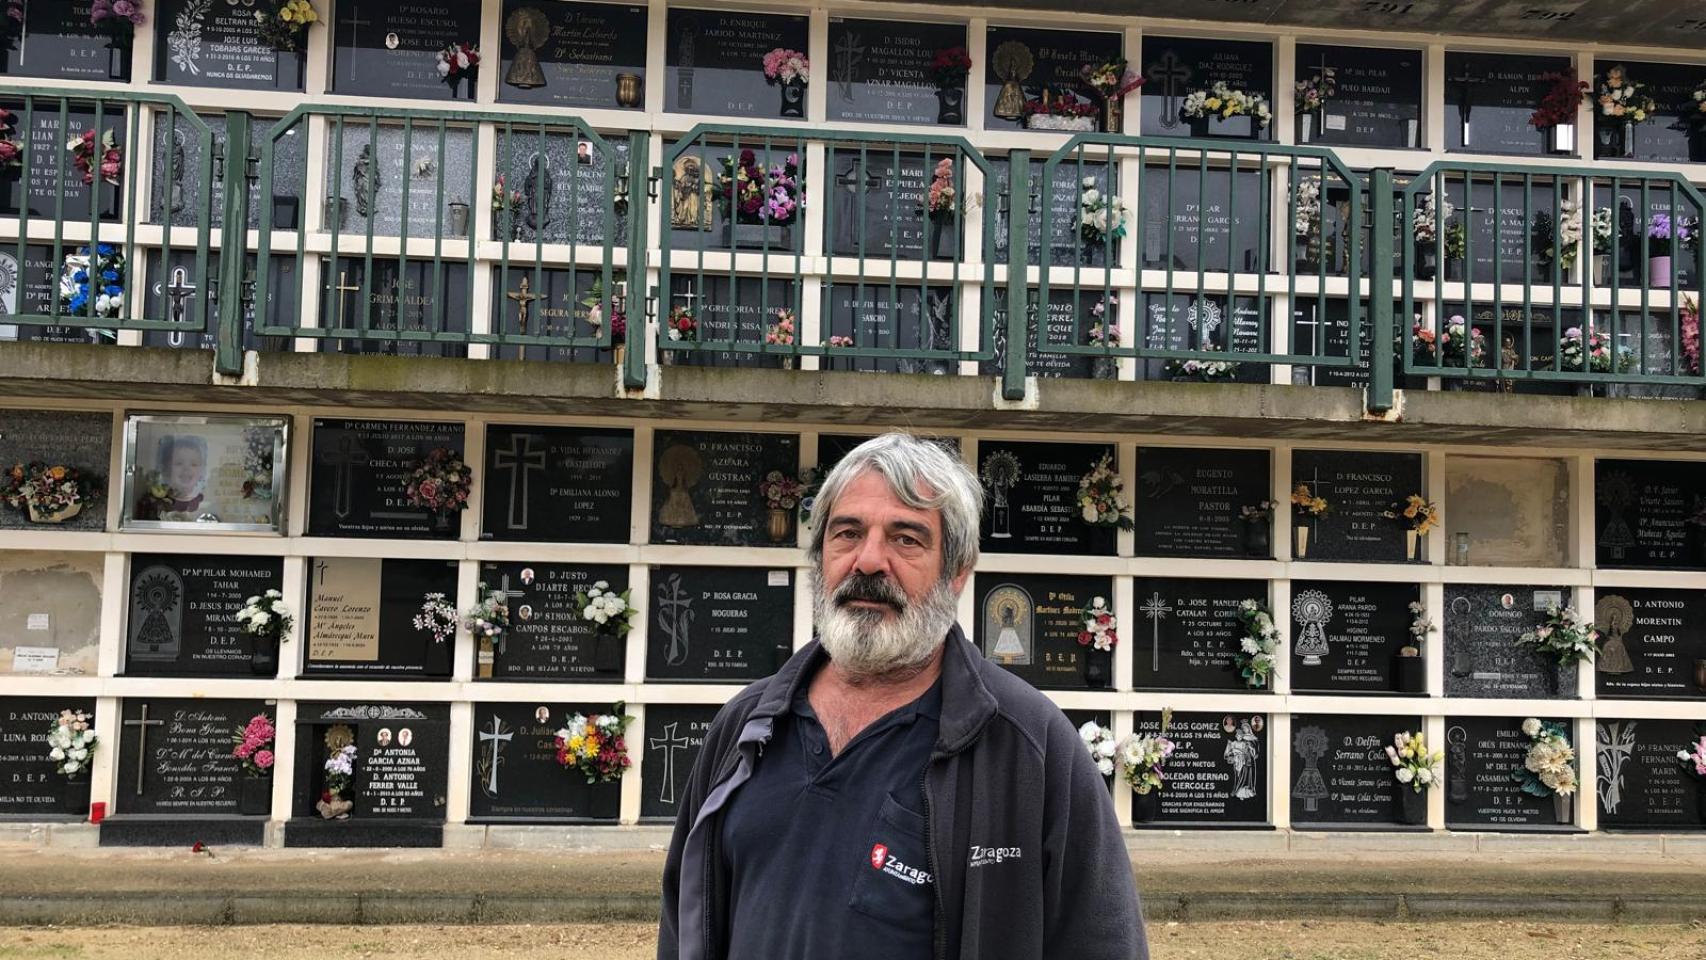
top-left (3, 2), bottom-right (1705, 162)
top-left (10, 410), bottom-right (1706, 576)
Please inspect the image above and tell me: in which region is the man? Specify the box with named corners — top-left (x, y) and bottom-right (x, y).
top-left (658, 433), bottom-right (1145, 959)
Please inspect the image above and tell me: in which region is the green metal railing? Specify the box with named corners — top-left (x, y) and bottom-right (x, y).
top-left (655, 124), bottom-right (999, 374)
top-left (0, 89), bottom-right (213, 342)
top-left (1400, 162), bottom-right (1706, 390)
top-left (1, 86), bottom-right (1703, 406)
top-left (1030, 135), bottom-right (1367, 401)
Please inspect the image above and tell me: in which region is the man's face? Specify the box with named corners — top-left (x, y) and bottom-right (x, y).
top-left (813, 471), bottom-right (969, 679)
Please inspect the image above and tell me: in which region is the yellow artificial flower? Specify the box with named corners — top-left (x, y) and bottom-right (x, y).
top-left (1204, 97), bottom-right (1222, 110)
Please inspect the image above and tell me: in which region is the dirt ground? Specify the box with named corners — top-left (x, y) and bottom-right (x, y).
top-left (0, 921), bottom-right (1702, 960)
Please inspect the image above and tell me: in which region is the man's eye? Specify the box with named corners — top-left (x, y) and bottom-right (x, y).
top-left (833, 528), bottom-right (861, 540)
top-left (894, 535), bottom-right (920, 547)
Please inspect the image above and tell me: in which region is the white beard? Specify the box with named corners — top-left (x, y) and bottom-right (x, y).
top-left (812, 572), bottom-right (959, 682)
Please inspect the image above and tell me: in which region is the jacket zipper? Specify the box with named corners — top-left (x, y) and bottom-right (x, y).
top-left (920, 763), bottom-right (947, 960)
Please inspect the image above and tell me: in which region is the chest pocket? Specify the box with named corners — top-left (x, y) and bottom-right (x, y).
top-left (847, 793), bottom-right (935, 937)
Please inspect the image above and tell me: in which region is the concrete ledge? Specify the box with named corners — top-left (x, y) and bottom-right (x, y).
top-left (1288, 830), bottom-right (1481, 854)
top-left (6, 343), bottom-right (1706, 449)
top-left (483, 825), bottom-right (673, 852)
top-left (1476, 832), bottom-right (1662, 855)
top-left (1126, 829), bottom-right (1290, 853)
top-left (230, 894), bottom-right (361, 925)
top-left (1403, 895), bottom-right (1619, 921)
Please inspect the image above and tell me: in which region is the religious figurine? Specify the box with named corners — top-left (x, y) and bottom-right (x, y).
top-left (670, 156), bottom-right (712, 231)
top-left (991, 41), bottom-right (1033, 120)
top-left (1291, 725), bottom-right (1329, 813)
top-left (1225, 720), bottom-right (1260, 801)
top-left (983, 585), bottom-right (1032, 666)
top-left (657, 444), bottom-right (703, 527)
top-left (503, 7), bottom-right (550, 89)
top-left (1594, 594), bottom-right (1636, 675)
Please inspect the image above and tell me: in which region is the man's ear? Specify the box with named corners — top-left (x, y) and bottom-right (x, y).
top-left (949, 567), bottom-right (972, 595)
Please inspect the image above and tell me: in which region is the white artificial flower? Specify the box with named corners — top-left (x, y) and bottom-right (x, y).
top-left (1078, 720), bottom-right (1099, 743)
top-left (1096, 758), bottom-right (1115, 777)
top-left (62, 760), bottom-right (80, 773)
top-left (1098, 739), bottom-right (1117, 759)
top-left (594, 581), bottom-right (609, 590)
top-left (1417, 768), bottom-right (1434, 785)
top-left (1396, 768), bottom-right (1414, 783)
top-left (1081, 504), bottom-right (1099, 523)
top-left (587, 587), bottom-right (602, 599)
top-left (49, 748), bottom-right (65, 761)
top-left (1521, 718), bottom-right (1541, 738)
top-left (1240, 637), bottom-right (1259, 655)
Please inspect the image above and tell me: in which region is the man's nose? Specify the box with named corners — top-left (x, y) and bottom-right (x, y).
top-left (851, 530), bottom-right (891, 576)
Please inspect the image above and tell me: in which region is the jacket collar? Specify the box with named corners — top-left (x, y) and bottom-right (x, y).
top-left (753, 623), bottom-right (999, 757)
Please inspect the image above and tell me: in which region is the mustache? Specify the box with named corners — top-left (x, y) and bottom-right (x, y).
top-left (834, 573), bottom-right (908, 609)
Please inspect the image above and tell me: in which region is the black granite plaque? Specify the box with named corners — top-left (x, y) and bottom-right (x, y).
top-left (1594, 588), bottom-right (1706, 700)
top-left (0, 409), bottom-right (109, 532)
top-left (1294, 45), bottom-right (1422, 149)
top-left (115, 698), bottom-right (267, 815)
top-left (301, 557), bottom-right (459, 678)
top-left (641, 704), bottom-right (718, 820)
top-left (827, 19), bottom-right (966, 126)
top-left (1140, 167), bottom-right (1267, 273)
top-left (0, 697), bottom-right (94, 816)
top-left (481, 425), bottom-right (631, 544)
top-left (974, 574), bottom-right (1111, 690)
top-left (648, 565), bottom-right (793, 682)
top-left (499, 1), bottom-right (646, 109)
top-left (1293, 298), bottom-right (1400, 389)
top-left (1591, 60), bottom-right (1706, 163)
top-left (1134, 447), bottom-right (1272, 558)
top-left (154, 0), bottom-right (304, 90)
top-left (291, 701), bottom-right (449, 823)
top-left (1444, 585), bottom-right (1578, 699)
top-left (123, 554), bottom-right (284, 678)
top-left (468, 701), bottom-right (621, 821)
top-left (982, 25), bottom-right (1121, 131)
top-left (307, 418), bottom-right (467, 539)
top-left (1131, 578), bottom-right (1266, 691)
top-left (1458, 179), bottom-right (1558, 284)
top-left (665, 9), bottom-right (809, 119)
top-left (490, 266), bottom-right (625, 364)
top-left (1139, 36), bottom-right (1274, 137)
top-left (0, 101), bottom-right (122, 222)
top-left (978, 287), bottom-right (1099, 382)
top-left (1596, 717), bottom-right (1706, 829)
top-left (663, 275), bottom-right (801, 367)
top-left (1290, 450), bottom-right (1424, 563)
top-left (0, 2), bottom-right (131, 81)
top-left (990, 157), bottom-right (1112, 268)
top-left (134, 249), bottom-right (295, 354)
top-left (314, 258), bottom-right (473, 358)
top-left (1589, 185), bottom-right (1701, 289)
top-left (650, 430), bottom-right (799, 547)
top-left (493, 131), bottom-right (630, 246)
top-left (977, 440), bottom-right (1117, 556)
top-left (1444, 52), bottom-right (1572, 156)
top-left (1132, 711), bottom-right (1268, 826)
top-left (1444, 715), bottom-right (1576, 829)
top-left (662, 139), bottom-right (805, 255)
top-left (829, 149), bottom-right (961, 261)
top-left (1139, 293), bottom-right (1268, 385)
top-left (1289, 713), bottom-right (1422, 825)
top-left (479, 561), bottom-right (627, 681)
top-left (1595, 459), bottom-right (1706, 570)
top-left (1290, 581), bottom-right (1421, 694)
top-left (822, 283), bottom-right (957, 375)
top-left (331, 0), bottom-right (482, 100)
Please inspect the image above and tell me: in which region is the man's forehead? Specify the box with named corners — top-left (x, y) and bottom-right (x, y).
top-left (837, 472), bottom-right (941, 521)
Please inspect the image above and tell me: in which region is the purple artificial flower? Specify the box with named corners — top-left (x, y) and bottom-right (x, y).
top-left (1650, 213), bottom-right (1673, 241)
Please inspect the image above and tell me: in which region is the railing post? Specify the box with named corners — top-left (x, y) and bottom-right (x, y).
top-left (622, 130), bottom-right (649, 390)
top-left (1002, 149), bottom-right (1030, 401)
top-left (1367, 167), bottom-right (1395, 413)
top-left (214, 110), bottom-right (253, 377)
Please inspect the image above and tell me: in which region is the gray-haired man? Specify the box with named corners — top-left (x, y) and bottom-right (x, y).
top-left (659, 432), bottom-right (1146, 959)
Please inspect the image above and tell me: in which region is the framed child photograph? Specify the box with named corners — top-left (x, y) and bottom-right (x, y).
top-left (119, 413), bottom-right (290, 533)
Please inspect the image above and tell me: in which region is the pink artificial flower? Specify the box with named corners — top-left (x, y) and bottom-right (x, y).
top-left (418, 478), bottom-right (439, 503)
top-left (254, 750), bottom-right (274, 770)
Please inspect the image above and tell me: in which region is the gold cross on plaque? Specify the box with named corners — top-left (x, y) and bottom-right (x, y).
top-left (332, 271), bottom-right (362, 330)
top-left (506, 275), bottom-right (543, 334)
